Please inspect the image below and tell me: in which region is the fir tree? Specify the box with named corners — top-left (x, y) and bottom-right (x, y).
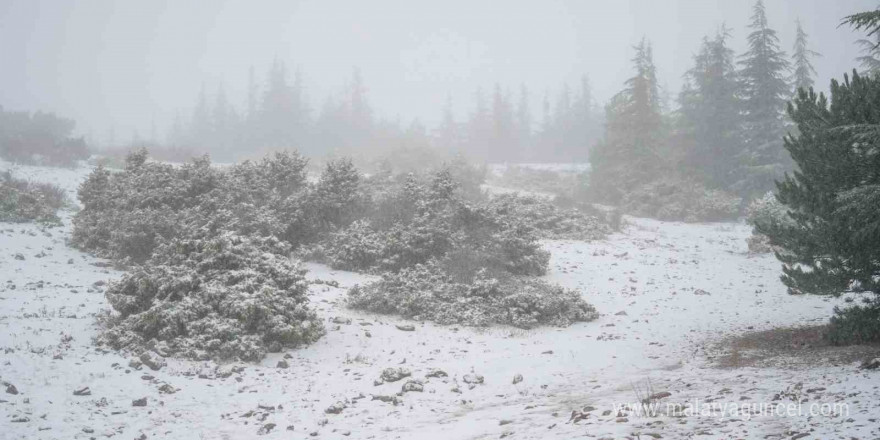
top-left (589, 38), bottom-right (664, 202)
top-left (790, 19), bottom-right (820, 93)
top-left (679, 26), bottom-right (742, 186)
top-left (735, 0), bottom-right (791, 198)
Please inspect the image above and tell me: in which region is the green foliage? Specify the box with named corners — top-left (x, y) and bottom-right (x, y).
top-left (758, 71), bottom-right (880, 297)
top-left (826, 296), bottom-right (880, 345)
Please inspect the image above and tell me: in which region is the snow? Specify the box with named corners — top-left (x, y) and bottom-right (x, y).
top-left (1, 162), bottom-right (878, 439)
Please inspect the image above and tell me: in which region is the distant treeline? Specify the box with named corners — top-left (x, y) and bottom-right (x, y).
top-left (164, 63), bottom-right (602, 164)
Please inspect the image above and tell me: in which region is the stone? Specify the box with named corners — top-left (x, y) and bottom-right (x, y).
top-left (395, 324), bottom-right (416, 331)
top-left (139, 352), bottom-right (165, 371)
top-left (325, 401), bottom-right (346, 414)
top-left (380, 367), bottom-right (411, 383)
top-left (73, 387), bottom-right (91, 396)
top-left (512, 374), bottom-right (523, 385)
top-left (132, 397), bottom-right (147, 407)
top-left (401, 380), bottom-right (424, 393)
top-left (277, 360), bottom-right (289, 369)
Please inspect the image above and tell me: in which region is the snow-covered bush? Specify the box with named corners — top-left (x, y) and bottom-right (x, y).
top-left (620, 177), bottom-right (742, 222)
top-left (100, 232), bottom-right (323, 361)
top-left (0, 171), bottom-right (68, 224)
top-left (347, 262), bottom-right (597, 328)
top-left (72, 150), bottom-right (311, 263)
top-left (314, 169), bottom-right (552, 276)
top-left (485, 194), bottom-right (609, 241)
top-left (745, 192), bottom-right (793, 254)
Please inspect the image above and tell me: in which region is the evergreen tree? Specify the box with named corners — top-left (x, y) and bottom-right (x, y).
top-left (516, 85), bottom-right (532, 161)
top-left (589, 38), bottom-right (664, 202)
top-left (757, 70), bottom-right (880, 299)
top-left (679, 26), bottom-right (742, 186)
top-left (790, 19), bottom-right (820, 93)
top-left (735, 0), bottom-right (791, 198)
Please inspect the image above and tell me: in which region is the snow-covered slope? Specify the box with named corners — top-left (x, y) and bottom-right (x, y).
top-left (1, 163), bottom-right (877, 440)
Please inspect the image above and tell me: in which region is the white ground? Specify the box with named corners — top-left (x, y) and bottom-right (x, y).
top-left (1, 162), bottom-right (878, 440)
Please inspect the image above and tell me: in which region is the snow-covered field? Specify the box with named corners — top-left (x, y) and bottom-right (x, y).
top-left (1, 163), bottom-right (878, 440)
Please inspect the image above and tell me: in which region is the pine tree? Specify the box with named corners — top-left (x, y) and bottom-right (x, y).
top-left (735, 0), bottom-right (791, 198)
top-left (757, 70), bottom-right (880, 300)
top-left (679, 26), bottom-right (742, 186)
top-left (790, 19), bottom-right (820, 93)
top-left (589, 38), bottom-right (664, 202)
top-left (516, 85), bottom-right (532, 161)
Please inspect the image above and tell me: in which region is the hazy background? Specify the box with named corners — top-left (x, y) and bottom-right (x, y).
top-left (0, 0), bottom-right (874, 144)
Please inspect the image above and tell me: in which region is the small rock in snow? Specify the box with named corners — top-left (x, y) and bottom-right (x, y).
top-left (512, 374), bottom-right (523, 385)
top-left (395, 324), bottom-right (416, 332)
top-left (73, 387), bottom-right (91, 396)
top-left (132, 397), bottom-right (147, 407)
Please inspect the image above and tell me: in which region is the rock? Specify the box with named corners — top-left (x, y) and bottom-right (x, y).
top-left (791, 434), bottom-right (809, 440)
top-left (139, 352), bottom-right (165, 371)
top-left (499, 420), bottom-right (513, 426)
top-left (132, 397), bottom-right (147, 407)
top-left (73, 387), bottom-right (91, 396)
top-left (134, 434), bottom-right (147, 440)
top-left (325, 401), bottom-right (346, 414)
top-left (67, 258), bottom-right (74, 264)
top-left (128, 358), bottom-right (143, 370)
top-left (11, 417), bottom-right (29, 423)
top-left (371, 394), bottom-right (402, 405)
top-left (257, 423), bottom-right (276, 435)
top-left (286, 425), bottom-right (295, 431)
top-left (396, 324), bottom-right (416, 331)
top-left (425, 369), bottom-right (448, 378)
top-left (860, 357), bottom-right (880, 370)
top-left (512, 374), bottom-right (523, 385)
top-left (82, 427), bottom-right (95, 433)
top-left (158, 384), bottom-right (178, 394)
top-left (332, 317), bottom-right (352, 325)
top-left (463, 374), bottom-right (484, 385)
top-left (614, 311), bottom-right (628, 316)
top-left (13, 253), bottom-right (25, 261)
top-left (5, 383), bottom-right (18, 395)
top-left (693, 289), bottom-right (711, 296)
top-left (380, 367), bottom-right (411, 383)
top-left (277, 360), bottom-right (289, 369)
top-left (401, 380), bottom-right (424, 393)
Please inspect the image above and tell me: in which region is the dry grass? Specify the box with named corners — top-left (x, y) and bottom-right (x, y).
top-left (712, 324), bottom-right (880, 369)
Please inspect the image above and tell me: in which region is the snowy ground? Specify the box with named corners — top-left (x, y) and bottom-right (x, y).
top-left (1, 163), bottom-right (878, 440)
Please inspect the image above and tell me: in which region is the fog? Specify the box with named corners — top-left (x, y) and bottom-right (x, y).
top-left (0, 0), bottom-right (873, 144)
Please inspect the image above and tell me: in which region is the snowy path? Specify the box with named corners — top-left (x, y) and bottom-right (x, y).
top-left (1, 164), bottom-right (878, 440)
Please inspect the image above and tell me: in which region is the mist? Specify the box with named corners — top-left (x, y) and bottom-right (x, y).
top-left (0, 0), bottom-right (873, 145)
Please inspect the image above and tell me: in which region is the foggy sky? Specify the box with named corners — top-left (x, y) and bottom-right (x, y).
top-left (0, 0), bottom-right (875, 145)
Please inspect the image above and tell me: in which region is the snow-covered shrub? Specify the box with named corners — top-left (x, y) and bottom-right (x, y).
top-left (485, 194), bottom-right (609, 241)
top-left (315, 169), bottom-right (552, 276)
top-left (309, 158), bottom-right (368, 233)
top-left (744, 191), bottom-right (793, 253)
top-left (620, 177), bottom-right (742, 222)
top-left (347, 262), bottom-right (597, 328)
top-left (0, 171), bottom-right (68, 224)
top-left (100, 232), bottom-right (323, 361)
top-left (492, 166), bottom-right (579, 197)
top-left (72, 150), bottom-right (311, 263)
